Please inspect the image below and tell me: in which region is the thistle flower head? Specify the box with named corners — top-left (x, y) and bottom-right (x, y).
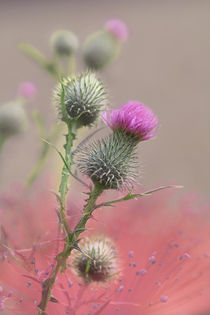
top-left (71, 236), bottom-right (119, 283)
top-left (17, 81), bottom-right (36, 100)
top-left (104, 19), bottom-right (128, 42)
top-left (51, 30), bottom-right (79, 56)
top-left (54, 72), bottom-right (107, 127)
top-left (77, 130), bottom-right (138, 190)
top-left (103, 101), bottom-right (159, 141)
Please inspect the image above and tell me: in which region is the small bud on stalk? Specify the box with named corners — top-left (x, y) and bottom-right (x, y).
top-left (0, 101), bottom-right (28, 138)
top-left (83, 19), bottom-right (127, 70)
top-left (54, 72), bottom-right (107, 128)
top-left (51, 30), bottom-right (79, 56)
top-left (71, 236), bottom-right (119, 283)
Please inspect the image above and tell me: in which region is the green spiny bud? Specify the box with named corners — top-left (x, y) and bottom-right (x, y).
top-left (54, 72), bottom-right (107, 127)
top-left (0, 101), bottom-right (28, 138)
top-left (51, 30), bottom-right (79, 56)
top-left (77, 130), bottom-right (139, 190)
top-left (83, 30), bottom-right (120, 70)
top-left (71, 236), bottom-right (119, 283)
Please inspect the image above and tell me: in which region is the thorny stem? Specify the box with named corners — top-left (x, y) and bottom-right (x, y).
top-left (59, 122), bottom-right (76, 206)
top-left (37, 183), bottom-right (103, 315)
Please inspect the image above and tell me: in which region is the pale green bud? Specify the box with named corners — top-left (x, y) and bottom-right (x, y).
top-left (0, 101), bottom-right (28, 138)
top-left (51, 30), bottom-right (79, 56)
top-left (83, 30), bottom-right (120, 70)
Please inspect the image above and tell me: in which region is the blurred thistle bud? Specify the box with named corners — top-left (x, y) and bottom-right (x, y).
top-left (83, 19), bottom-right (127, 70)
top-left (105, 18), bottom-right (128, 42)
top-left (0, 101), bottom-right (28, 138)
top-left (77, 129), bottom-right (138, 190)
top-left (103, 101), bottom-right (159, 142)
top-left (54, 72), bottom-right (107, 127)
top-left (83, 30), bottom-right (120, 70)
top-left (71, 236), bottom-right (119, 283)
top-left (17, 81), bottom-right (36, 100)
top-left (51, 30), bottom-right (79, 56)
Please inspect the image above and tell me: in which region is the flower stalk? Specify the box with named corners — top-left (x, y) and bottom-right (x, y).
top-left (37, 183), bottom-right (103, 315)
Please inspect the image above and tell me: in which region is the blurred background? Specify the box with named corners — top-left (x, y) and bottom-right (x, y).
top-left (0, 0), bottom-right (209, 197)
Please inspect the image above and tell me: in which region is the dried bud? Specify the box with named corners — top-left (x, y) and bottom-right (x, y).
top-left (54, 72), bottom-right (107, 127)
top-left (71, 236), bottom-right (119, 283)
top-left (77, 130), bottom-right (138, 190)
top-left (83, 30), bottom-right (120, 70)
top-left (0, 101), bottom-right (28, 138)
top-left (51, 30), bottom-right (79, 56)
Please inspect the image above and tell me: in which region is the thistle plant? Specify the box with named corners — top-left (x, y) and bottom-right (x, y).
top-left (0, 18), bottom-right (185, 315)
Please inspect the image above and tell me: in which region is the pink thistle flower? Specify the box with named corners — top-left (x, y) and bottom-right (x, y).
top-left (104, 19), bottom-right (128, 42)
top-left (17, 81), bottom-right (36, 99)
top-left (0, 185), bottom-right (210, 314)
top-left (103, 101), bottom-right (159, 141)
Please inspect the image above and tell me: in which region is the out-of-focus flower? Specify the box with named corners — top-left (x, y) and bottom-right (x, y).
top-left (0, 101), bottom-right (28, 138)
top-left (51, 30), bottom-right (79, 56)
top-left (17, 81), bottom-right (36, 100)
top-left (104, 19), bottom-right (128, 42)
top-left (0, 185), bottom-right (210, 314)
top-left (71, 236), bottom-right (119, 283)
top-left (83, 18), bottom-right (127, 70)
top-left (103, 101), bottom-right (159, 141)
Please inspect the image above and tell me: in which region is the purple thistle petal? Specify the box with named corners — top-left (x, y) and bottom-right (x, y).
top-left (104, 19), bottom-right (128, 42)
top-left (103, 101), bottom-right (159, 141)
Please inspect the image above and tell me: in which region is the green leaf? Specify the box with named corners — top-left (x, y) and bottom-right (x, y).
top-left (19, 42), bottom-right (57, 77)
top-left (94, 185), bottom-right (183, 210)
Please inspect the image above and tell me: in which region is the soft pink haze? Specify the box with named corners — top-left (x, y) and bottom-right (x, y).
top-left (0, 185), bottom-right (210, 314)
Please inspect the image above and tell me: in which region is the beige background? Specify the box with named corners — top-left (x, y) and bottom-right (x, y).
top-left (0, 0), bottom-right (209, 197)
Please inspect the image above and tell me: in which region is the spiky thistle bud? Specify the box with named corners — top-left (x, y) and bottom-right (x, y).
top-left (51, 30), bottom-right (79, 56)
top-left (0, 101), bottom-right (28, 138)
top-left (54, 72), bottom-right (107, 127)
top-left (77, 129), bottom-right (138, 190)
top-left (71, 236), bottom-right (119, 283)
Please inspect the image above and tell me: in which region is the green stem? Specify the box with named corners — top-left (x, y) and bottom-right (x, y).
top-left (19, 43), bottom-right (59, 79)
top-left (26, 124), bottom-right (61, 187)
top-left (37, 183), bottom-right (103, 315)
top-left (58, 122), bottom-right (76, 205)
top-left (70, 183), bottom-right (103, 240)
top-left (0, 136), bottom-right (5, 153)
top-left (67, 54), bottom-right (75, 75)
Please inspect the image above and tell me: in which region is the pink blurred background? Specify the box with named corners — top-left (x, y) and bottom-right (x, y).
top-left (0, 0), bottom-right (209, 197)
